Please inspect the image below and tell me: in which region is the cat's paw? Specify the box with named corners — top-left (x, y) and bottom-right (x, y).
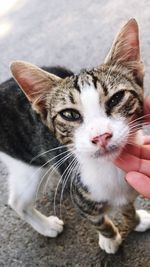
top-left (134, 210), bottom-right (150, 232)
top-left (98, 232), bottom-right (122, 254)
top-left (40, 216), bottom-right (64, 237)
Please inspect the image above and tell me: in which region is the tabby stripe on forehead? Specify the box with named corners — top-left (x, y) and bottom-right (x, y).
top-left (86, 71), bottom-right (98, 89)
top-left (88, 71), bottom-right (108, 95)
top-left (100, 81), bottom-right (108, 96)
top-left (69, 92), bottom-right (75, 104)
top-left (91, 74), bottom-right (97, 89)
top-left (74, 76), bottom-right (81, 93)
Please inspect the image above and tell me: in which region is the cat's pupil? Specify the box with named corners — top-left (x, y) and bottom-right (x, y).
top-left (60, 109), bottom-right (81, 122)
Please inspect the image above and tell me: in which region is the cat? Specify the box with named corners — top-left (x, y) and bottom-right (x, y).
top-left (1, 18), bottom-right (150, 254)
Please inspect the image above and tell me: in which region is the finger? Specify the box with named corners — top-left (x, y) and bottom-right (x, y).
top-left (122, 144), bottom-right (140, 157)
top-left (120, 144), bottom-right (150, 160)
top-left (140, 145), bottom-right (150, 159)
top-left (144, 136), bottom-right (150, 145)
top-left (126, 171), bottom-right (150, 198)
top-left (115, 152), bottom-right (150, 177)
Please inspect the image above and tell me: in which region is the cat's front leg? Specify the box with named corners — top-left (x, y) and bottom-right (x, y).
top-left (1, 152), bottom-right (63, 237)
top-left (135, 210), bottom-right (150, 232)
top-left (79, 211), bottom-right (122, 254)
top-left (121, 203), bottom-right (150, 235)
top-left (72, 183), bottom-right (122, 254)
top-left (121, 202), bottom-right (139, 238)
top-left (91, 215), bottom-right (122, 254)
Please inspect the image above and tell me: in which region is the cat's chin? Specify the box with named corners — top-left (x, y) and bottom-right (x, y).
top-left (93, 146), bottom-right (121, 161)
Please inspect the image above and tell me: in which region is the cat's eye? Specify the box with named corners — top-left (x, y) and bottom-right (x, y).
top-left (107, 90), bottom-right (125, 110)
top-left (59, 109), bottom-right (82, 122)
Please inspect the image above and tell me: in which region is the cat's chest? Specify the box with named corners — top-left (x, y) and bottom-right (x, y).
top-left (79, 158), bottom-right (136, 206)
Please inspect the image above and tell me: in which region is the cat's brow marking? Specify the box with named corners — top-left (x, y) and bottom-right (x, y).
top-left (69, 92), bottom-right (76, 104)
top-left (78, 73), bottom-right (97, 91)
top-left (87, 70), bottom-right (108, 96)
top-left (73, 76), bottom-right (81, 93)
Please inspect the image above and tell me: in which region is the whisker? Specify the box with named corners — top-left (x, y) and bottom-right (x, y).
top-left (35, 149), bottom-right (74, 201)
top-left (70, 164), bottom-right (80, 209)
top-left (43, 149), bottom-right (74, 191)
top-left (53, 151), bottom-right (75, 215)
top-left (30, 143), bottom-right (73, 163)
top-left (16, 149), bottom-right (71, 201)
top-left (59, 157), bottom-right (78, 218)
top-left (129, 122), bottom-right (150, 129)
top-left (128, 114), bottom-right (150, 126)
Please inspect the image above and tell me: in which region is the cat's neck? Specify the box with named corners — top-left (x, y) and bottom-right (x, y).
top-left (79, 155), bottom-right (118, 189)
top-left (77, 154), bottom-right (136, 206)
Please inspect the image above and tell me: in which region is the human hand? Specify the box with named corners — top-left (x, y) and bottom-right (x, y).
top-left (115, 96), bottom-right (150, 198)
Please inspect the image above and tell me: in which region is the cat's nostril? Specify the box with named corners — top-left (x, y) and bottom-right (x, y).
top-left (91, 139), bottom-right (97, 144)
top-left (91, 133), bottom-right (112, 147)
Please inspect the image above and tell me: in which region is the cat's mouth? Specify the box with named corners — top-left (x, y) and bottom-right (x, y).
top-left (93, 145), bottom-right (121, 159)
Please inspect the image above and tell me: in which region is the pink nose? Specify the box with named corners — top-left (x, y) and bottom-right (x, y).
top-left (91, 133), bottom-right (112, 148)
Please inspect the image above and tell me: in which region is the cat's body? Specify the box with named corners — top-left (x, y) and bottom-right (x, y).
top-left (1, 19), bottom-right (150, 254)
top-left (0, 67), bottom-right (74, 238)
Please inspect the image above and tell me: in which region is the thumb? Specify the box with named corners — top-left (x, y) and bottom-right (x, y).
top-left (126, 171), bottom-right (150, 198)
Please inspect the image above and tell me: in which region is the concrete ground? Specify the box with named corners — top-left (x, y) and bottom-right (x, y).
top-left (0, 0), bottom-right (150, 266)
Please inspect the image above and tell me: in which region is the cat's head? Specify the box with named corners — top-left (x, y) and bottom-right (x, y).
top-left (10, 19), bottom-right (144, 161)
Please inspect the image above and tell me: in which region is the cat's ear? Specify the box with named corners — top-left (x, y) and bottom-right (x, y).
top-left (10, 61), bottom-right (61, 121)
top-left (104, 18), bottom-right (144, 86)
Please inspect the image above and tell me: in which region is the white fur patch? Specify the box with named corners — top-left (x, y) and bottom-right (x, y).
top-left (28, 213), bottom-right (64, 237)
top-left (0, 151), bottom-right (63, 237)
top-left (99, 232), bottom-right (122, 254)
top-left (135, 210), bottom-right (150, 232)
top-left (78, 156), bottom-right (137, 206)
top-left (80, 83), bottom-right (105, 122)
top-left (74, 84), bottom-right (137, 206)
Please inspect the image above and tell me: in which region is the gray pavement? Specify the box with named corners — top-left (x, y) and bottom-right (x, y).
top-left (0, 0), bottom-right (150, 266)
